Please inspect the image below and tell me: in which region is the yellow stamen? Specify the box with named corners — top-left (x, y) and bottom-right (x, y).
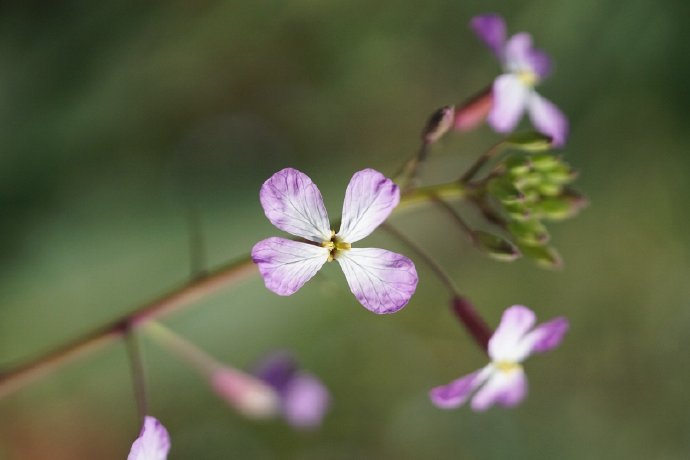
top-left (517, 70), bottom-right (538, 87)
top-left (494, 361), bottom-right (522, 374)
top-left (321, 231), bottom-right (351, 261)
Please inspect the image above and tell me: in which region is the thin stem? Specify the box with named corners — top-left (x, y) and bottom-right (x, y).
top-left (0, 182), bottom-right (469, 399)
top-left (125, 328), bottom-right (148, 422)
top-left (380, 222), bottom-right (461, 298)
top-left (459, 140), bottom-right (504, 184)
top-left (144, 322), bottom-right (221, 376)
top-left (451, 296), bottom-right (492, 353)
top-left (431, 195), bottom-right (477, 244)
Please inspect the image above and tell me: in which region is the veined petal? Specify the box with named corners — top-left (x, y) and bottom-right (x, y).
top-left (336, 248), bottom-right (417, 314)
top-left (487, 74), bottom-right (529, 133)
top-left (528, 93), bottom-right (569, 147)
top-left (470, 14), bottom-right (506, 59)
top-left (521, 316), bottom-right (569, 354)
top-left (282, 372), bottom-right (331, 429)
top-left (488, 305), bottom-right (536, 362)
top-left (128, 416), bottom-right (170, 460)
top-left (429, 368), bottom-right (490, 409)
top-left (252, 238), bottom-right (329, 296)
top-left (260, 168), bottom-right (331, 242)
top-left (471, 367), bottom-right (527, 411)
top-left (336, 169), bottom-right (400, 243)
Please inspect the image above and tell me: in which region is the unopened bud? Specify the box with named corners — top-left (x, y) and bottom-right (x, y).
top-left (488, 178), bottom-right (524, 204)
top-left (211, 368), bottom-right (280, 419)
top-left (454, 87), bottom-right (493, 132)
top-left (422, 105), bottom-right (455, 143)
top-left (518, 243), bottom-right (563, 269)
top-left (473, 231), bottom-right (521, 261)
top-left (508, 219), bottom-right (550, 245)
top-left (505, 132), bottom-right (553, 152)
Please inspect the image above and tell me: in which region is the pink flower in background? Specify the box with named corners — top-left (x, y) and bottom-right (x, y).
top-left (254, 352), bottom-right (330, 429)
top-left (252, 168), bottom-right (418, 314)
top-left (471, 14), bottom-right (569, 146)
top-left (430, 305), bottom-right (568, 411)
top-left (128, 416), bottom-right (170, 460)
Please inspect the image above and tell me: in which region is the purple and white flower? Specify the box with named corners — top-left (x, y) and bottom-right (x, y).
top-left (430, 305), bottom-right (568, 411)
top-left (471, 14), bottom-right (569, 146)
top-left (128, 416), bottom-right (170, 460)
top-left (252, 168), bottom-right (418, 314)
top-left (254, 352), bottom-right (330, 429)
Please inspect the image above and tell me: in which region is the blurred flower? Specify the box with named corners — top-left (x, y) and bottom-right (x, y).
top-left (471, 14), bottom-right (568, 146)
top-left (254, 352), bottom-right (330, 429)
top-left (252, 168), bottom-right (418, 314)
top-left (211, 368), bottom-right (280, 419)
top-left (430, 305), bottom-right (568, 411)
top-left (128, 416), bottom-right (170, 460)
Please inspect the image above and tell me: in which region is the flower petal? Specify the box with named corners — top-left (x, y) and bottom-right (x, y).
top-left (521, 316), bottom-right (569, 354)
top-left (260, 168), bottom-right (331, 242)
top-left (128, 416), bottom-right (170, 460)
top-left (429, 368), bottom-right (489, 409)
top-left (470, 14), bottom-right (506, 59)
top-left (528, 93), bottom-right (569, 147)
top-left (252, 237), bottom-right (329, 296)
top-left (254, 351), bottom-right (298, 393)
top-left (487, 74), bottom-right (529, 133)
top-left (336, 169), bottom-right (400, 243)
top-left (488, 305), bottom-right (536, 362)
top-left (336, 248), bottom-right (417, 314)
top-left (471, 368), bottom-right (528, 411)
top-left (282, 372), bottom-right (331, 429)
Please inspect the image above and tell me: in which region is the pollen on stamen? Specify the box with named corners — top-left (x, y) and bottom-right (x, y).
top-left (494, 361), bottom-right (522, 373)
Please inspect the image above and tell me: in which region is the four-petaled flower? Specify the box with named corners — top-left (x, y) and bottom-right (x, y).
top-left (252, 168), bottom-right (418, 314)
top-left (430, 305), bottom-right (568, 411)
top-left (254, 351), bottom-right (331, 429)
top-left (471, 14), bottom-right (569, 146)
top-left (128, 416), bottom-right (170, 460)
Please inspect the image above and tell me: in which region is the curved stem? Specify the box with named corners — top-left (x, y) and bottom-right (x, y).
top-left (380, 223), bottom-right (461, 298)
top-left (0, 181), bottom-right (468, 399)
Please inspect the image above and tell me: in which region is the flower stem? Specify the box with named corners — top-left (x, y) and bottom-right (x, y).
top-left (144, 322), bottom-right (221, 376)
top-left (451, 296), bottom-right (492, 353)
top-left (0, 182), bottom-right (469, 399)
top-left (459, 140), bottom-right (504, 184)
top-left (125, 328), bottom-right (148, 422)
top-left (380, 222), bottom-right (461, 298)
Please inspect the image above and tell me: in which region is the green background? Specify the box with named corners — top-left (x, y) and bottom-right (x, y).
top-left (1, 0), bottom-right (689, 458)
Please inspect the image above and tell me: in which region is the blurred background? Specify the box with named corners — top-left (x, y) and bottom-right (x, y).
top-left (1, 0), bottom-right (689, 458)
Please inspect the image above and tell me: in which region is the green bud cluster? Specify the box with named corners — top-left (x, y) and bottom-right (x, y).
top-left (485, 152), bottom-right (586, 269)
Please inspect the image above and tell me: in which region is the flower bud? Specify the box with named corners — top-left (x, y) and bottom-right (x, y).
top-left (518, 243), bottom-right (563, 269)
top-left (211, 368), bottom-right (280, 419)
top-left (454, 87), bottom-right (493, 132)
top-left (473, 231), bottom-right (521, 261)
top-left (422, 105), bottom-right (455, 143)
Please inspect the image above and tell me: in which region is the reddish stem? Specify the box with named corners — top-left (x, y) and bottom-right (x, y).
top-left (451, 296), bottom-right (492, 353)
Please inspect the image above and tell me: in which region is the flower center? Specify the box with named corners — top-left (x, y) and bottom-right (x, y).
top-left (322, 231), bottom-right (351, 261)
top-left (516, 69), bottom-right (538, 87)
top-left (493, 361), bottom-right (522, 374)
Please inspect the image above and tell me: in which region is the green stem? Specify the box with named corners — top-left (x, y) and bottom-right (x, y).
top-left (125, 329), bottom-right (148, 422)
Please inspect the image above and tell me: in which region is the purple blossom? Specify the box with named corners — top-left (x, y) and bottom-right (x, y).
top-left (430, 305), bottom-right (568, 411)
top-left (471, 14), bottom-right (569, 146)
top-left (252, 168), bottom-right (418, 314)
top-left (128, 416), bottom-right (170, 460)
top-left (254, 352), bottom-right (330, 429)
